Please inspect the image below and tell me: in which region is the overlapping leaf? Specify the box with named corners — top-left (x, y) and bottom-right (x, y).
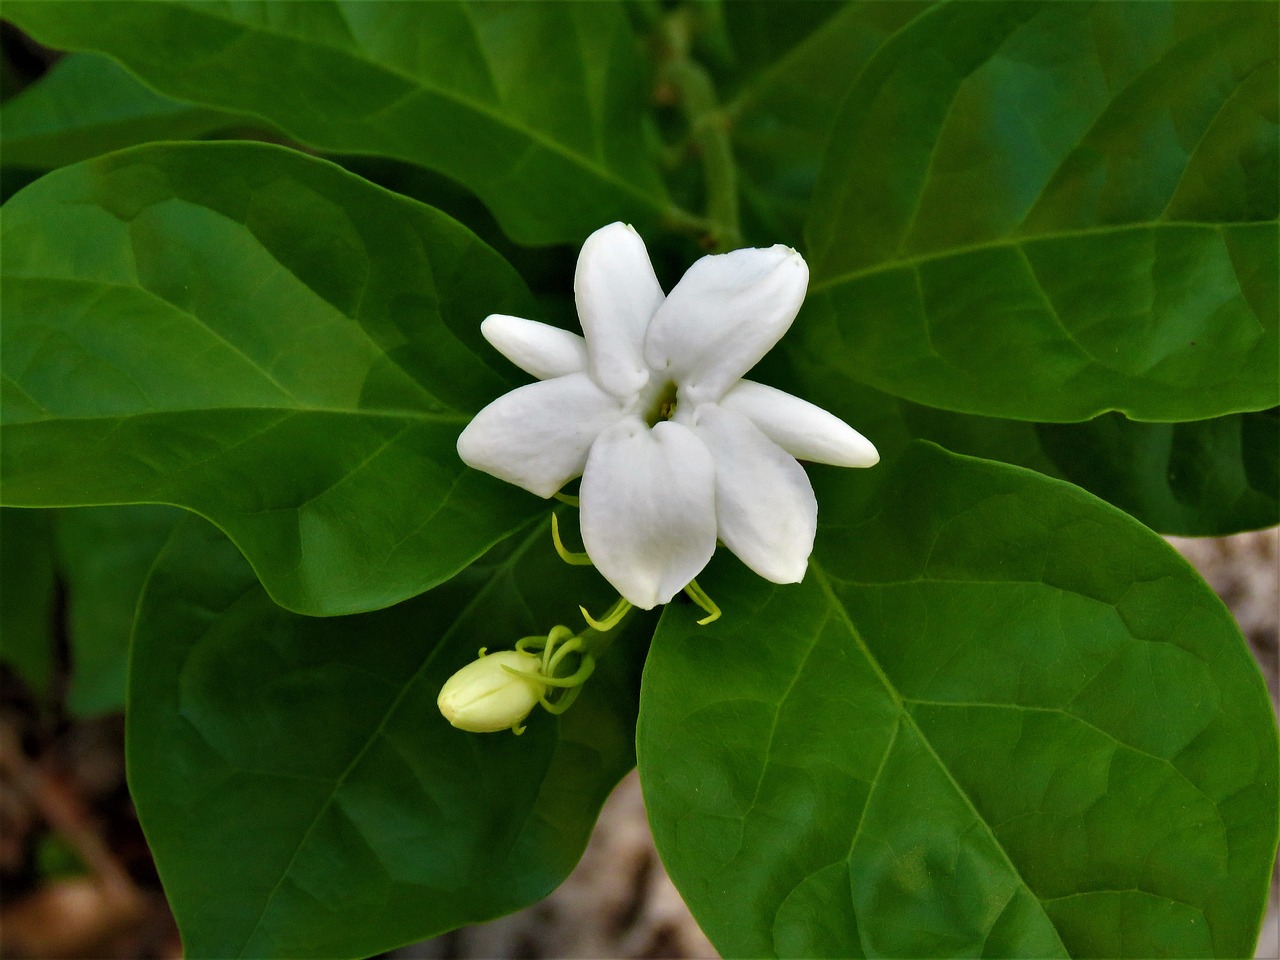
top-left (1034, 408), bottom-right (1279, 536)
top-left (1, 142), bottom-right (541, 615)
top-left (640, 443), bottom-right (1278, 958)
top-left (129, 513), bottom-right (650, 958)
top-left (3, 1), bottom-right (673, 245)
top-left (803, 1), bottom-right (1279, 421)
top-left (1, 52), bottom-right (245, 170)
top-left (760, 348), bottom-right (1279, 536)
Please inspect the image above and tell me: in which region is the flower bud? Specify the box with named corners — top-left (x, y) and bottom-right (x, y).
top-left (437, 650), bottom-right (546, 733)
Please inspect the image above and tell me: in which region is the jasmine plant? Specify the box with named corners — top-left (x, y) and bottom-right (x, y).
top-left (0, 2), bottom-right (1276, 958)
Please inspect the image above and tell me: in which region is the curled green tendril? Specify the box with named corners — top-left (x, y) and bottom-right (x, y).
top-left (551, 513), bottom-right (593, 566)
top-left (539, 685), bottom-right (583, 715)
top-left (580, 596), bottom-right (632, 632)
top-left (502, 655), bottom-right (594, 689)
top-left (683, 579), bottom-right (721, 625)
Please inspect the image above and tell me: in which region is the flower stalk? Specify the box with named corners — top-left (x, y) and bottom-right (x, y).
top-left (656, 10), bottom-right (742, 252)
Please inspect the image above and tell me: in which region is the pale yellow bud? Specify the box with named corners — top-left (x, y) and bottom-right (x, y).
top-left (437, 650), bottom-right (546, 733)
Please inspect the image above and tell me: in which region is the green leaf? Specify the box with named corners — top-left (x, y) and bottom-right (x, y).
top-left (55, 504), bottom-right (184, 715)
top-left (1, 141), bottom-right (541, 616)
top-left (129, 512), bottom-right (651, 959)
top-left (1, 52), bottom-right (245, 170)
top-left (0, 508), bottom-right (56, 698)
top-left (4, 1), bottom-right (673, 246)
top-left (725, 1), bottom-right (931, 246)
top-left (1034, 408), bottom-right (1280, 537)
top-left (639, 442), bottom-right (1278, 958)
top-left (803, 1), bottom-right (1279, 422)
top-left (771, 348), bottom-right (1279, 536)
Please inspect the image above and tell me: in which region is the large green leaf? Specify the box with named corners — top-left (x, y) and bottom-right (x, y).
top-left (129, 512), bottom-right (650, 959)
top-left (639, 443), bottom-right (1278, 958)
top-left (804, 1), bottom-right (1279, 422)
top-left (0, 142), bottom-right (540, 616)
top-left (55, 504), bottom-right (184, 715)
top-left (0, 508), bottom-right (56, 698)
top-left (4, 1), bottom-right (673, 246)
top-left (1, 52), bottom-right (245, 170)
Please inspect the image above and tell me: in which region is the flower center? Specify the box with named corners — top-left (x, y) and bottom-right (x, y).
top-left (643, 380), bottom-right (679, 428)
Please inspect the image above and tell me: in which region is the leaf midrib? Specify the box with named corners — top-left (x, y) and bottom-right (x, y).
top-left (3, 271), bottom-right (478, 417)
top-left (808, 218), bottom-right (1272, 294)
top-left (1, 401), bottom-right (471, 426)
top-left (155, 2), bottom-right (671, 215)
top-left (808, 561), bottom-right (1073, 956)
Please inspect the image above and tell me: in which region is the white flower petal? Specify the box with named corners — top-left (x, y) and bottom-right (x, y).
top-left (720, 380), bottom-right (879, 467)
top-left (481, 314), bottom-right (588, 380)
top-left (580, 418), bottom-right (717, 609)
top-left (575, 222), bottom-right (665, 398)
top-left (456, 373), bottom-right (623, 498)
top-left (690, 404), bottom-right (816, 584)
top-left (644, 245), bottom-right (808, 404)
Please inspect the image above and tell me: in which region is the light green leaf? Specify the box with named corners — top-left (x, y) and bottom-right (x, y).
top-left (4, 1), bottom-right (673, 246)
top-left (803, 1), bottom-right (1278, 422)
top-left (56, 505), bottom-right (184, 715)
top-left (0, 508), bottom-right (56, 698)
top-left (129, 512), bottom-right (650, 959)
top-left (1, 142), bottom-right (541, 616)
top-left (1, 52), bottom-right (246, 170)
top-left (639, 442), bottom-right (1278, 958)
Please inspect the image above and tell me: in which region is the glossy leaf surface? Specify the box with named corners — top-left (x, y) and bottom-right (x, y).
top-left (4, 1), bottom-right (672, 245)
top-left (129, 513), bottom-right (649, 959)
top-left (0, 142), bottom-right (540, 616)
top-left (55, 504), bottom-right (183, 715)
top-left (804, 1), bottom-right (1279, 421)
top-left (639, 443), bottom-right (1278, 958)
top-left (1, 52), bottom-right (243, 170)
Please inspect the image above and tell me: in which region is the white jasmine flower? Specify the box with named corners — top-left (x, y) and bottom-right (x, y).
top-left (457, 222), bottom-right (878, 609)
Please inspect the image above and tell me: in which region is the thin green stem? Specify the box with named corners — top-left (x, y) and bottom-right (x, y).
top-left (658, 10), bottom-right (741, 252)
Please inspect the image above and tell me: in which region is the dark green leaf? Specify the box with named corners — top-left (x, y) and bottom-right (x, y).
top-left (725, 1), bottom-right (931, 246)
top-left (1, 142), bottom-right (541, 616)
top-left (639, 442), bottom-right (1278, 958)
top-left (804, 1), bottom-right (1279, 421)
top-left (129, 512), bottom-right (650, 958)
top-left (55, 504), bottom-right (183, 715)
top-left (0, 508), bottom-right (56, 698)
top-left (1, 52), bottom-right (245, 170)
top-left (768, 347), bottom-right (1279, 536)
top-left (1034, 408), bottom-right (1280, 537)
top-left (4, 1), bottom-right (673, 245)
